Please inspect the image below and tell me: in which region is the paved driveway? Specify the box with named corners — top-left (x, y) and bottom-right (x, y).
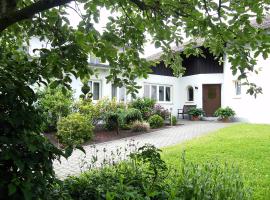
top-left (54, 121), bottom-right (233, 179)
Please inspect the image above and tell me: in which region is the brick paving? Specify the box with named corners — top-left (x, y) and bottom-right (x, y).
top-left (53, 120), bottom-right (233, 179)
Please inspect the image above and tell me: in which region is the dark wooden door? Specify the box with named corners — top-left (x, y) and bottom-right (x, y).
top-left (203, 84), bottom-right (221, 117)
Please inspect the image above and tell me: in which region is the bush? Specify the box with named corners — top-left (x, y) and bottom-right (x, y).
top-left (56, 113), bottom-right (94, 146)
top-left (148, 114), bottom-right (164, 129)
top-left (129, 98), bottom-right (155, 120)
top-left (104, 109), bottom-right (124, 134)
top-left (153, 104), bottom-right (170, 119)
top-left (171, 115), bottom-right (177, 125)
top-left (74, 99), bottom-right (102, 126)
top-left (125, 108), bottom-right (142, 124)
top-left (37, 86), bottom-right (73, 132)
top-left (214, 107), bottom-right (236, 119)
top-left (188, 108), bottom-right (205, 117)
top-left (51, 146), bottom-right (251, 200)
top-left (74, 98), bottom-right (127, 127)
top-left (99, 97), bottom-right (126, 113)
top-left (131, 121), bottom-right (150, 132)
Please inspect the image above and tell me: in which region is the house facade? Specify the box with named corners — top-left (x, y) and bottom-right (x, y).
top-left (70, 46), bottom-right (270, 124)
top-left (71, 47), bottom-right (225, 117)
top-left (28, 31), bottom-right (270, 124)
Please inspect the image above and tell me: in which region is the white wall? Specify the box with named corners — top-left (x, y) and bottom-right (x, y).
top-left (178, 74), bottom-right (224, 110)
top-left (135, 74), bottom-right (181, 116)
top-left (135, 74), bottom-right (223, 116)
top-left (223, 54), bottom-right (270, 124)
top-left (71, 70), bottom-right (224, 117)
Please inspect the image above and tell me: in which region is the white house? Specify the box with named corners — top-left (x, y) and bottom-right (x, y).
top-left (29, 17), bottom-right (270, 124)
top-left (68, 41), bottom-right (270, 124)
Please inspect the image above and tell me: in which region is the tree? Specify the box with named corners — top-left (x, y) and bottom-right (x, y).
top-left (1, 0), bottom-right (270, 199)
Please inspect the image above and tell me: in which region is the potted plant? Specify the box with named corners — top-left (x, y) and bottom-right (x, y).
top-left (188, 108), bottom-right (205, 121)
top-left (214, 107), bottom-right (235, 122)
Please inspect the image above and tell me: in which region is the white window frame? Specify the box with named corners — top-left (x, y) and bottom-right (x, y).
top-left (144, 83), bottom-right (172, 103)
top-left (233, 80), bottom-right (242, 97)
top-left (88, 80), bottom-right (102, 101)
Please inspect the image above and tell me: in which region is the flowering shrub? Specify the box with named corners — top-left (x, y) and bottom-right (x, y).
top-left (153, 104), bottom-right (170, 119)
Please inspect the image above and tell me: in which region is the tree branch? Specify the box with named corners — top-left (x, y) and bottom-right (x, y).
top-left (0, 0), bottom-right (74, 32)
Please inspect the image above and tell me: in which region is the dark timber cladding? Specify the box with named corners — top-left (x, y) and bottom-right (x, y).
top-left (182, 48), bottom-right (223, 76)
top-left (149, 47), bottom-right (223, 77)
top-left (150, 61), bottom-right (175, 76)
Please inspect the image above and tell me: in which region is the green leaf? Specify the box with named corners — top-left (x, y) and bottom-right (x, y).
top-left (8, 184), bottom-right (16, 195)
top-left (154, 41), bottom-right (161, 48)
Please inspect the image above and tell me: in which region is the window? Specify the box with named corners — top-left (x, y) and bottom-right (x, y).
top-left (159, 86), bottom-right (164, 101)
top-left (166, 87), bottom-right (171, 102)
top-left (119, 87), bottom-right (126, 102)
top-left (111, 84), bottom-right (126, 102)
top-left (88, 80), bottom-right (101, 100)
top-left (151, 85), bottom-right (157, 100)
top-left (111, 84), bottom-right (117, 99)
top-left (143, 83), bottom-right (172, 102)
top-left (234, 81), bottom-right (241, 96)
top-left (144, 85), bottom-right (150, 98)
top-left (187, 86), bottom-right (194, 101)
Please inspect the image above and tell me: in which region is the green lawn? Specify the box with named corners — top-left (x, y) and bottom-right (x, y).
top-left (162, 124), bottom-right (270, 200)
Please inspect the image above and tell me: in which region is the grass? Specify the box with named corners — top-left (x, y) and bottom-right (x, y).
top-left (162, 124), bottom-right (270, 200)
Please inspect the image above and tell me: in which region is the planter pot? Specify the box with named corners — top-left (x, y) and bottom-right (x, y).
top-left (221, 117), bottom-right (230, 123)
top-left (191, 116), bottom-right (200, 121)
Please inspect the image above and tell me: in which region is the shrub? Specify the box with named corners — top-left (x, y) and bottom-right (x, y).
top-left (170, 115), bottom-right (177, 125)
top-left (56, 113), bottom-right (93, 146)
top-left (129, 98), bottom-right (155, 119)
top-left (214, 107), bottom-right (236, 119)
top-left (125, 108), bottom-right (142, 124)
top-left (37, 86), bottom-right (73, 132)
top-left (153, 104), bottom-right (170, 119)
top-left (99, 97), bottom-right (126, 112)
top-left (74, 98), bottom-right (127, 127)
top-left (188, 108), bottom-right (205, 117)
top-left (104, 109), bottom-right (124, 134)
top-left (52, 146), bottom-right (251, 200)
top-left (74, 99), bottom-right (102, 126)
top-left (131, 121), bottom-right (150, 132)
top-left (148, 114), bottom-right (164, 129)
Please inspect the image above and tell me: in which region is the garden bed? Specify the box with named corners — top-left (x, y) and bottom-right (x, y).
top-left (45, 123), bottom-right (182, 147)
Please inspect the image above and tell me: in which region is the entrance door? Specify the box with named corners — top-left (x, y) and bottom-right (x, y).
top-left (203, 84), bottom-right (221, 117)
